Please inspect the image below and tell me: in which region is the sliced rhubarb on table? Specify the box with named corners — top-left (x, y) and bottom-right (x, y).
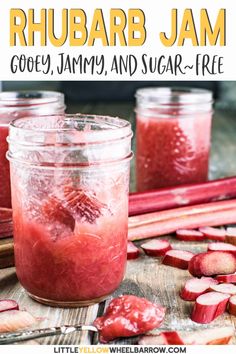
top-left (199, 226), bottom-right (226, 241)
top-left (228, 295), bottom-right (236, 316)
top-left (176, 229), bottom-right (205, 242)
top-left (215, 273), bottom-right (236, 283)
top-left (207, 242), bottom-right (236, 255)
top-left (162, 250), bottom-right (194, 270)
top-left (0, 300), bottom-right (19, 313)
top-left (180, 277), bottom-right (218, 301)
top-left (162, 331), bottom-right (184, 345)
top-left (191, 291), bottom-right (230, 324)
top-left (139, 327), bottom-right (234, 345)
top-left (188, 251), bottom-right (236, 277)
top-left (226, 227), bottom-right (236, 245)
top-left (141, 239), bottom-right (172, 257)
top-left (0, 310), bottom-right (38, 333)
top-left (139, 334), bottom-right (168, 345)
top-left (209, 283), bottom-right (236, 295)
top-left (127, 241), bottom-right (140, 260)
top-left (183, 326), bottom-right (234, 345)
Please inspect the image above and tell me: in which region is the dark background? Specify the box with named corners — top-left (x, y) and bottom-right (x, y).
top-left (2, 81), bottom-right (236, 111)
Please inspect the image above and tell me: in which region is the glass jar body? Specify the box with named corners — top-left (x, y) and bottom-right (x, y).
top-left (0, 91), bottom-right (65, 208)
top-left (8, 114), bottom-right (132, 307)
top-left (135, 88), bottom-right (213, 192)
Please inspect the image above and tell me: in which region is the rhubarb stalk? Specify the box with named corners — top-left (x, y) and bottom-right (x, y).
top-left (128, 199), bottom-right (236, 241)
top-left (129, 176), bottom-right (236, 216)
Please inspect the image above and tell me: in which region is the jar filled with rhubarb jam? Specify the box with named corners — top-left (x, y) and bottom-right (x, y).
top-left (0, 91), bottom-right (65, 209)
top-left (135, 87), bottom-right (213, 192)
top-left (7, 114), bottom-right (133, 307)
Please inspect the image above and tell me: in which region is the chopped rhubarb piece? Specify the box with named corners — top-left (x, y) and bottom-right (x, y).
top-left (63, 185), bottom-right (108, 224)
top-left (41, 185), bottom-right (108, 231)
top-left (191, 291), bottom-right (230, 324)
top-left (188, 251), bottom-right (236, 277)
top-left (207, 242), bottom-right (236, 255)
top-left (0, 300), bottom-right (19, 313)
top-left (41, 195), bottom-right (75, 230)
top-left (127, 242), bottom-right (140, 260)
top-left (162, 250), bottom-right (194, 270)
top-left (139, 334), bottom-right (168, 345)
top-left (176, 229), bottom-right (205, 242)
top-left (139, 327), bottom-right (234, 345)
top-left (183, 326), bottom-right (234, 345)
top-left (215, 273), bottom-right (236, 283)
top-left (180, 277), bottom-right (218, 301)
top-left (228, 295), bottom-right (236, 316)
top-left (162, 331), bottom-right (184, 345)
top-left (93, 295), bottom-right (165, 343)
top-left (0, 310), bottom-right (38, 333)
top-left (141, 239), bottom-right (172, 257)
top-left (199, 226), bottom-right (226, 242)
top-left (209, 283), bottom-right (236, 295)
top-left (226, 227), bottom-right (236, 246)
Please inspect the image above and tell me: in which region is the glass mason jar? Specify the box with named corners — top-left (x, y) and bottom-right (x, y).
top-left (135, 87), bottom-right (213, 192)
top-left (7, 114), bottom-right (133, 307)
top-left (0, 91), bottom-right (65, 209)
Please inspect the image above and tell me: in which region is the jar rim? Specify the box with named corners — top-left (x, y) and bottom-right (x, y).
top-left (9, 113), bottom-right (132, 145)
top-left (136, 87), bottom-right (213, 106)
top-left (0, 91), bottom-right (65, 107)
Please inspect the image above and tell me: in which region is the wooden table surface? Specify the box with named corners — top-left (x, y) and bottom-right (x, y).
top-left (1, 103), bottom-right (236, 345)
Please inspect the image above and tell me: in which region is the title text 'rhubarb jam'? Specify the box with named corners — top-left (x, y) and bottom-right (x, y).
top-left (7, 114), bottom-right (132, 307)
top-left (0, 91), bottom-right (65, 209)
top-left (135, 87), bottom-right (213, 192)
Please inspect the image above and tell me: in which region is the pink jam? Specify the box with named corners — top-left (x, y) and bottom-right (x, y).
top-left (94, 295), bottom-right (165, 343)
top-left (135, 88), bottom-right (213, 192)
top-left (13, 208), bottom-right (128, 302)
top-left (136, 113), bottom-right (212, 191)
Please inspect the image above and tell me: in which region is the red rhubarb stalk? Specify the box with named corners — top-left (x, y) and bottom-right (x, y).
top-left (129, 199), bottom-right (236, 229)
top-left (129, 176), bottom-right (236, 216)
top-left (128, 199), bottom-right (236, 241)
